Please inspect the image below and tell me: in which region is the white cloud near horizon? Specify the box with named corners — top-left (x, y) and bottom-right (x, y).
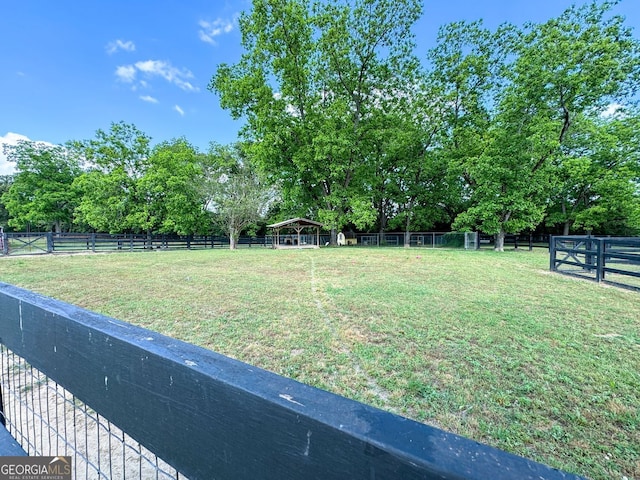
top-left (198, 16), bottom-right (236, 45)
top-left (115, 60), bottom-right (198, 92)
top-left (0, 133), bottom-right (56, 176)
top-left (174, 105), bottom-right (185, 116)
top-left (0, 132), bottom-right (29, 175)
top-left (140, 95), bottom-right (159, 103)
top-left (106, 39), bottom-right (136, 55)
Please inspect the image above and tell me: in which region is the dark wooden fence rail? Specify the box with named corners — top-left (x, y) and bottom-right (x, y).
top-left (1, 232), bottom-right (553, 255)
top-left (478, 234), bottom-right (550, 250)
top-left (0, 232), bottom-right (271, 255)
top-left (0, 283), bottom-right (584, 479)
top-left (550, 235), bottom-right (640, 291)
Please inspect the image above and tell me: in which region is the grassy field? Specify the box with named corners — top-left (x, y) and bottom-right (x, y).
top-left (0, 247), bottom-right (638, 479)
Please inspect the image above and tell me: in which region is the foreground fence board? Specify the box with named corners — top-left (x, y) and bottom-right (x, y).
top-left (0, 425), bottom-right (27, 455)
top-left (0, 283), bottom-right (583, 479)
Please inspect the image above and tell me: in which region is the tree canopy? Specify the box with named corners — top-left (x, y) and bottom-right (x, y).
top-left (452, 1), bottom-right (640, 249)
top-left (202, 143), bottom-right (274, 249)
top-left (211, 0), bottom-right (423, 240)
top-left (210, 0), bottom-right (640, 248)
top-left (2, 141), bottom-right (81, 232)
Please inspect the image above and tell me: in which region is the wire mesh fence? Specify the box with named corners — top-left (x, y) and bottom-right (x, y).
top-left (0, 344), bottom-right (186, 480)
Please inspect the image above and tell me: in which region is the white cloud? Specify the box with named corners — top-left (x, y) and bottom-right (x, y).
top-left (198, 17), bottom-right (236, 45)
top-left (0, 132), bottom-right (30, 175)
top-left (119, 60), bottom-right (198, 92)
top-left (0, 133), bottom-right (56, 176)
top-left (174, 105), bottom-right (185, 116)
top-left (139, 95), bottom-right (159, 104)
top-left (115, 65), bottom-right (137, 83)
top-left (106, 39), bottom-right (136, 55)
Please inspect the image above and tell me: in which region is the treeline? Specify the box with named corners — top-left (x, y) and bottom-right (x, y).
top-left (0, 124), bottom-right (273, 249)
top-left (211, 0), bottom-right (640, 250)
top-left (2, 1), bottom-right (640, 250)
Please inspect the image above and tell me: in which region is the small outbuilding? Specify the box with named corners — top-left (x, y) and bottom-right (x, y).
top-left (267, 218), bottom-right (323, 249)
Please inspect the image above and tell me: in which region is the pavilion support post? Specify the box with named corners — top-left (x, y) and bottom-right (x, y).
top-left (295, 226), bottom-right (302, 247)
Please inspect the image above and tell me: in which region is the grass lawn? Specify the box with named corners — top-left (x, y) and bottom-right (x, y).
top-left (0, 247), bottom-right (638, 479)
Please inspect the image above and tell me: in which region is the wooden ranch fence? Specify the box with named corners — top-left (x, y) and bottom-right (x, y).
top-left (1, 232), bottom-right (554, 256)
top-left (0, 283), bottom-right (584, 479)
top-left (550, 235), bottom-right (640, 291)
top-left (1, 232), bottom-right (473, 255)
top-left (0, 233), bottom-right (270, 255)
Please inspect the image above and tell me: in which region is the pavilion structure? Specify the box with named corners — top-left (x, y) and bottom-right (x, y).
top-left (267, 218), bottom-right (324, 249)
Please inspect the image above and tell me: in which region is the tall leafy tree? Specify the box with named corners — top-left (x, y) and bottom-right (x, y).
top-left (1, 141), bottom-right (81, 232)
top-left (0, 175), bottom-right (13, 229)
top-left (71, 122), bottom-right (151, 233)
top-left (210, 0), bottom-right (422, 241)
top-left (427, 21), bottom-right (513, 225)
top-left (137, 138), bottom-right (210, 235)
top-left (453, 1), bottom-right (640, 250)
top-left (546, 108), bottom-right (640, 235)
top-left (202, 143), bottom-right (274, 249)
top-left (375, 87), bottom-right (453, 243)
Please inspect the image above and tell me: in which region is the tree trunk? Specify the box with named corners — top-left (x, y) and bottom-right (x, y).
top-left (404, 231), bottom-right (411, 248)
top-left (229, 230), bottom-right (238, 250)
top-left (562, 220), bottom-right (573, 236)
top-left (377, 198), bottom-right (387, 234)
top-left (330, 228), bottom-right (337, 246)
top-left (404, 203), bottom-right (414, 248)
top-left (495, 230), bottom-right (505, 252)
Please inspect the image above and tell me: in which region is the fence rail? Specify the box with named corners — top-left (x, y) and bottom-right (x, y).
top-left (1, 232), bottom-right (477, 256)
top-left (478, 233), bottom-right (550, 250)
top-left (0, 283), bottom-right (584, 479)
top-left (1, 231), bottom-right (555, 256)
top-left (0, 233), bottom-right (271, 255)
top-left (550, 235), bottom-right (640, 291)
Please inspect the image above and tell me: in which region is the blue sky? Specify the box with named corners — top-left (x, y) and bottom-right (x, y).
top-left (1, 0), bottom-right (638, 175)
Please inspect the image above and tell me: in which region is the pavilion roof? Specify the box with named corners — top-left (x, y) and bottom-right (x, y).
top-left (267, 218), bottom-right (323, 229)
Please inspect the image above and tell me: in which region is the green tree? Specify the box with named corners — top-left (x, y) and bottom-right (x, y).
top-left (71, 122), bottom-right (151, 233)
top-left (210, 0), bottom-right (422, 241)
top-left (0, 175), bottom-right (13, 229)
top-left (137, 138), bottom-right (210, 235)
top-left (203, 143), bottom-right (274, 249)
top-left (453, 1), bottom-right (640, 250)
top-left (546, 108), bottom-right (640, 235)
top-left (1, 141), bottom-right (81, 232)
top-left (419, 21), bottom-right (515, 244)
top-left (374, 90), bottom-right (453, 244)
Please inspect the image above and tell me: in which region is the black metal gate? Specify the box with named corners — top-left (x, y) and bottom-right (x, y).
top-left (550, 235), bottom-right (640, 291)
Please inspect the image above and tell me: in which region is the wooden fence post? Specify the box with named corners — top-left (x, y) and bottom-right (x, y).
top-left (595, 239), bottom-right (605, 283)
top-left (46, 232), bottom-right (53, 253)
